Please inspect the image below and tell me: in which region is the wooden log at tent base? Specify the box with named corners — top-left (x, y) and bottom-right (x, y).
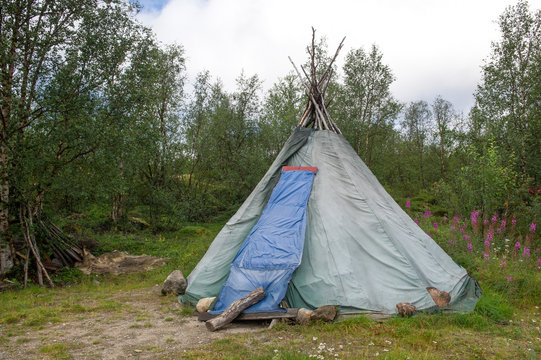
top-left (199, 307), bottom-right (298, 322)
top-left (205, 287), bottom-right (266, 332)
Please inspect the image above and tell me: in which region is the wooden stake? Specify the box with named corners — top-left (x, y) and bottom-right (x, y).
top-left (20, 204), bottom-right (54, 287)
top-left (288, 30), bottom-right (345, 134)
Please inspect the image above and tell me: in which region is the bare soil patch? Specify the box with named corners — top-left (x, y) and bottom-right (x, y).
top-left (0, 285), bottom-right (266, 359)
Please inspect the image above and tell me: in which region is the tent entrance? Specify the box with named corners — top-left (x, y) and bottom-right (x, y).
top-left (210, 168), bottom-right (316, 314)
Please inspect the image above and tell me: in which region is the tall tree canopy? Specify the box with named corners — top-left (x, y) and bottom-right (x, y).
top-left (473, 0), bottom-right (541, 183)
top-left (337, 44), bottom-right (401, 168)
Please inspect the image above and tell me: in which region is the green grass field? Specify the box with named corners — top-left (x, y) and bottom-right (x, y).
top-left (1, 216), bottom-right (540, 359)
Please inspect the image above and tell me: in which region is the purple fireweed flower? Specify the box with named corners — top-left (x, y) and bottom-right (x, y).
top-left (530, 222), bottom-right (537, 232)
top-left (484, 239), bottom-right (491, 248)
top-left (512, 219), bottom-right (517, 225)
top-left (523, 248), bottom-right (530, 257)
top-left (501, 220), bottom-right (506, 228)
top-left (464, 234), bottom-right (470, 241)
top-left (424, 210), bottom-right (432, 218)
top-left (453, 216), bottom-right (460, 223)
top-left (433, 222), bottom-right (438, 228)
top-left (499, 261), bottom-right (506, 267)
top-left (467, 242), bottom-right (473, 252)
top-left (515, 241), bottom-right (521, 250)
top-left (497, 228), bottom-right (502, 234)
top-left (537, 258), bottom-right (541, 266)
top-left (492, 215), bottom-right (498, 223)
top-left (470, 211), bottom-right (479, 224)
top-left (414, 218), bottom-right (419, 224)
top-left (507, 276), bottom-right (513, 282)
top-left (459, 225), bottom-right (465, 233)
top-left (486, 231), bottom-right (494, 242)
top-left (427, 233), bottom-right (431, 237)
top-left (450, 224), bottom-right (456, 231)
top-left (483, 252), bottom-right (490, 260)
top-left (406, 200), bottom-right (411, 209)
top-left (484, 219), bottom-right (489, 225)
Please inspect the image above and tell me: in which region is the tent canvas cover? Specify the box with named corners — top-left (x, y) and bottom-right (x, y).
top-left (180, 128), bottom-right (480, 314)
top-left (180, 32), bottom-right (480, 315)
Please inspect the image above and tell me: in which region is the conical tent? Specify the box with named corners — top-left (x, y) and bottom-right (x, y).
top-left (180, 128), bottom-right (480, 314)
top-left (180, 31), bottom-right (480, 315)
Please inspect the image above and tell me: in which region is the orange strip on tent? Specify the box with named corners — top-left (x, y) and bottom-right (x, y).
top-left (282, 166), bottom-right (318, 174)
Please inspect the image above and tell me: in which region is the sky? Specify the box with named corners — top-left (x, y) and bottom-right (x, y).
top-left (137, 0), bottom-right (541, 114)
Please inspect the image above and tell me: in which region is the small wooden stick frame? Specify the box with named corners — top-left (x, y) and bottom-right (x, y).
top-left (288, 28), bottom-right (345, 133)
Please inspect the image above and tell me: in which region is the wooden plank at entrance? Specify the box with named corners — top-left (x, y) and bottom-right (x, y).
top-left (198, 308), bottom-right (298, 322)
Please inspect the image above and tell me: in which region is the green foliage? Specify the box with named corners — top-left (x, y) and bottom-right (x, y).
top-left (436, 139), bottom-right (521, 214)
top-left (473, 0), bottom-right (541, 183)
top-left (474, 291), bottom-right (515, 324)
top-left (51, 268), bottom-right (84, 286)
top-left (337, 44), bottom-right (401, 170)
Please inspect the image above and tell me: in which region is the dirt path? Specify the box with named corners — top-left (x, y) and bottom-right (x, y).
top-left (1, 286), bottom-right (266, 359)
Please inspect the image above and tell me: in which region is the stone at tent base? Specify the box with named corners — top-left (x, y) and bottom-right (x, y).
top-left (296, 308), bottom-right (313, 325)
top-left (311, 305), bottom-right (339, 322)
top-left (396, 302), bottom-right (416, 317)
top-left (426, 287), bottom-right (451, 308)
top-left (296, 305), bottom-right (338, 324)
top-left (162, 270), bottom-right (187, 296)
top-left (196, 297), bottom-right (216, 313)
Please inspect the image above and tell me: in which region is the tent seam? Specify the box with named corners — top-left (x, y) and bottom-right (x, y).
top-left (317, 131), bottom-right (354, 305)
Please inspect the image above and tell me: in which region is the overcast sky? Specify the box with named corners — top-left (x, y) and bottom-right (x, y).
top-left (137, 0), bottom-right (541, 114)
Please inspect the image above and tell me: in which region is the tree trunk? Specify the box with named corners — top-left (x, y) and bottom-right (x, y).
top-left (364, 119), bottom-right (372, 167)
top-left (111, 159), bottom-right (125, 224)
top-left (439, 132), bottom-right (445, 179)
top-left (0, 141), bottom-right (13, 276)
top-left (418, 144), bottom-right (425, 189)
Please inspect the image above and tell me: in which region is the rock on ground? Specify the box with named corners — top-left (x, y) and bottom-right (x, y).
top-left (196, 297), bottom-right (216, 313)
top-left (162, 270), bottom-right (187, 296)
top-left (295, 308), bottom-right (313, 325)
top-left (312, 305), bottom-right (338, 322)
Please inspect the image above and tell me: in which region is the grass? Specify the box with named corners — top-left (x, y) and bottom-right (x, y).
top-left (1, 216), bottom-right (540, 359)
top-left (39, 343), bottom-right (72, 359)
top-left (183, 313), bottom-right (540, 359)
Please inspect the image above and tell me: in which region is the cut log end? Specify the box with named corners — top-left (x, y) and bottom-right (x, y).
top-left (396, 302), bottom-right (417, 317)
top-left (426, 287), bottom-right (451, 308)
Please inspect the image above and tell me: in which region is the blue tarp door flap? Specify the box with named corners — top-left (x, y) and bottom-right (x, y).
top-left (210, 169), bottom-right (316, 313)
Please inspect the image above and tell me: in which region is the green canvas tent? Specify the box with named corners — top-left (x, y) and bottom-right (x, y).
top-left (180, 35), bottom-right (480, 315)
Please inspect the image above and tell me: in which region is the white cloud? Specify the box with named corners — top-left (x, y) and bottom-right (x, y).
top-left (137, 0), bottom-right (541, 113)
